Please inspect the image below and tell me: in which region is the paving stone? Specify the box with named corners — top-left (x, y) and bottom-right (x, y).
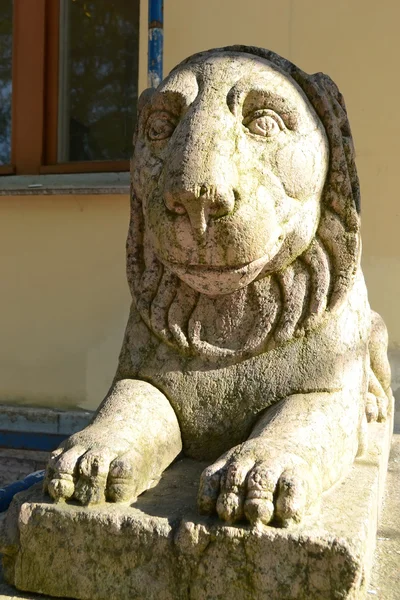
top-left (0, 451), bottom-right (48, 489)
top-left (369, 435), bottom-right (400, 599)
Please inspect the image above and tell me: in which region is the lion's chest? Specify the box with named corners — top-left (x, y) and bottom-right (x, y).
top-left (121, 295), bottom-right (368, 461)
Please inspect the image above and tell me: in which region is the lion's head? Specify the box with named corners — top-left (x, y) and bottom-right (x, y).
top-left (128, 47), bottom-right (361, 359)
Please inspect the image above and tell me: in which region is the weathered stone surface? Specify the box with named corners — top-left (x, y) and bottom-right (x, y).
top-left (0, 420), bottom-right (392, 600)
top-left (41, 47), bottom-right (394, 532)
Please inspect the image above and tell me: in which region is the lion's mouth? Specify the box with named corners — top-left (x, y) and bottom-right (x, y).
top-left (165, 253), bottom-right (271, 274)
top-left (158, 252), bottom-right (277, 296)
top-left (155, 229), bottom-right (285, 295)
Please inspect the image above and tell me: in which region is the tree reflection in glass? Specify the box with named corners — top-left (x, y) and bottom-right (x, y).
top-left (0, 0), bottom-right (13, 166)
top-left (58, 0), bottom-right (140, 162)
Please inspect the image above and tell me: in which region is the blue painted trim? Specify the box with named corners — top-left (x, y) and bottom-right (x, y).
top-left (0, 431), bottom-right (68, 452)
top-left (0, 470), bottom-right (45, 513)
top-left (148, 0), bottom-right (163, 87)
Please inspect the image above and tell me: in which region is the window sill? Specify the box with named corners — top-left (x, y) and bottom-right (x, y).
top-left (0, 172), bottom-right (130, 196)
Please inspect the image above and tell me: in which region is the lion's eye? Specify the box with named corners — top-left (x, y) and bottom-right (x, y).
top-left (147, 112), bottom-right (176, 141)
top-left (244, 110), bottom-right (285, 138)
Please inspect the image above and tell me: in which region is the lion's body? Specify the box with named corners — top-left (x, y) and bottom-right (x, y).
top-left (46, 46), bottom-right (392, 527)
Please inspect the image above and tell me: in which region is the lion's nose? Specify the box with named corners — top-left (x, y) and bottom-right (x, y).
top-left (164, 185), bottom-right (236, 236)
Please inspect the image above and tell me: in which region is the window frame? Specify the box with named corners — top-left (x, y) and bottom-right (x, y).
top-left (4, 0), bottom-right (132, 176)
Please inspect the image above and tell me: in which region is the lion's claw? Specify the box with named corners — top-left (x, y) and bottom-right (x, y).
top-left (199, 449), bottom-right (320, 527)
top-left (365, 391), bottom-right (388, 423)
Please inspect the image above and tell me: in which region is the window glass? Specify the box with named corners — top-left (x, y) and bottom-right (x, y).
top-left (58, 0), bottom-right (140, 162)
top-left (0, 0), bottom-right (13, 166)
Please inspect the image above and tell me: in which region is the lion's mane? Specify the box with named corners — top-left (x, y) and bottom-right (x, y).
top-left (127, 46), bottom-right (361, 360)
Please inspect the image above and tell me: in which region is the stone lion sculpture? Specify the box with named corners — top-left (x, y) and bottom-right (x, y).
top-left (45, 46), bottom-right (393, 527)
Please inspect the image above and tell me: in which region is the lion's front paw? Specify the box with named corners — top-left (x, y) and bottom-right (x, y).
top-left (44, 426), bottom-right (155, 506)
top-left (198, 445), bottom-right (321, 527)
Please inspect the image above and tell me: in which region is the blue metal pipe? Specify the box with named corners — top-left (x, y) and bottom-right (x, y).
top-left (148, 0), bottom-right (163, 88)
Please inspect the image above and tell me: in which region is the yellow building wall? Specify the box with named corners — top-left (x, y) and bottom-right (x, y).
top-left (1, 0), bottom-right (399, 410)
top-left (0, 195), bottom-right (130, 410)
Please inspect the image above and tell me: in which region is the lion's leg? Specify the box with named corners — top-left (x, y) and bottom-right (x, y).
top-left (45, 379), bottom-right (182, 505)
top-left (198, 390), bottom-right (362, 527)
top-left (366, 310), bottom-right (394, 422)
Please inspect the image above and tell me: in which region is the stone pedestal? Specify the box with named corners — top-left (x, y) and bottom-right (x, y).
top-left (0, 420), bottom-right (392, 600)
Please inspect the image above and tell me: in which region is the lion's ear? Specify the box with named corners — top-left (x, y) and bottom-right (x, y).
top-left (137, 88), bottom-right (156, 115)
top-left (132, 88), bottom-right (156, 149)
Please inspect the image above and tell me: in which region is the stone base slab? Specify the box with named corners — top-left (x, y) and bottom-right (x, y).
top-left (0, 420), bottom-right (392, 600)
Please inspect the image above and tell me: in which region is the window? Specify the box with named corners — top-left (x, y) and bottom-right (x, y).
top-left (0, 0), bottom-right (140, 176)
